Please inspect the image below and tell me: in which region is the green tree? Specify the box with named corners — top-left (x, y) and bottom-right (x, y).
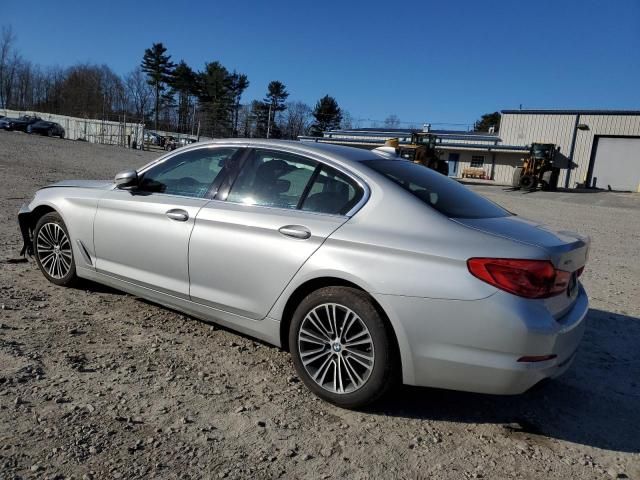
top-left (251, 99), bottom-right (269, 138)
top-left (264, 80), bottom-right (289, 138)
top-left (141, 43), bottom-right (175, 131)
top-left (310, 95), bottom-right (342, 136)
top-left (228, 71), bottom-right (249, 136)
top-left (169, 60), bottom-right (197, 133)
top-left (474, 111), bottom-right (501, 132)
top-left (196, 61), bottom-right (233, 138)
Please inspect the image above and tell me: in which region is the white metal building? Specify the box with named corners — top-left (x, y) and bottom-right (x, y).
top-left (300, 109), bottom-right (640, 192)
top-left (499, 110), bottom-right (640, 191)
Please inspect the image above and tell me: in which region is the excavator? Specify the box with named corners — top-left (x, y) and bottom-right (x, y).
top-left (511, 143), bottom-right (561, 191)
top-left (377, 133), bottom-right (448, 175)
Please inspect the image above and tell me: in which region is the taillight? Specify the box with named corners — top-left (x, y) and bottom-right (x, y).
top-left (467, 258), bottom-right (572, 299)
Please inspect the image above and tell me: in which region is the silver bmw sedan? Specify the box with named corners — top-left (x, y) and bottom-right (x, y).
top-left (18, 139), bottom-right (589, 408)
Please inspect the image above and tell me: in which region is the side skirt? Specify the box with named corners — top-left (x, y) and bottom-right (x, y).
top-left (76, 266), bottom-right (282, 347)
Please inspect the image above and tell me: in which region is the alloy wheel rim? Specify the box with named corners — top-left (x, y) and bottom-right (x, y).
top-left (298, 303), bottom-right (375, 394)
top-left (36, 222), bottom-right (72, 279)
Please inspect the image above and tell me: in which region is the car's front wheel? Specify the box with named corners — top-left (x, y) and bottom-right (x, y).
top-left (33, 212), bottom-right (78, 286)
top-left (289, 287), bottom-right (398, 409)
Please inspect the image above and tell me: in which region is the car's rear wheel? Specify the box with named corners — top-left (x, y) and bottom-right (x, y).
top-left (289, 287), bottom-right (398, 409)
top-left (33, 212), bottom-right (78, 286)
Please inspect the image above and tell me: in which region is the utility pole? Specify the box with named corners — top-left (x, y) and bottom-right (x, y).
top-left (266, 102), bottom-right (272, 139)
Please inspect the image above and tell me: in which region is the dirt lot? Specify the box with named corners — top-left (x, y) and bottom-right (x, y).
top-left (1, 132), bottom-right (639, 479)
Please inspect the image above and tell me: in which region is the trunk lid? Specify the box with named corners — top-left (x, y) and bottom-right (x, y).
top-left (455, 215), bottom-right (589, 319)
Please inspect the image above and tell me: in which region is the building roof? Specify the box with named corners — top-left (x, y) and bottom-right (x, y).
top-left (501, 109), bottom-right (640, 116)
top-left (328, 128), bottom-right (496, 136)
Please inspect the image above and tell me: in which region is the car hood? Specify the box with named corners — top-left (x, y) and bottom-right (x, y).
top-left (41, 180), bottom-right (114, 190)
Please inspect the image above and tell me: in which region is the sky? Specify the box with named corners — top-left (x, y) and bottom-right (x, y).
top-left (3, 0), bottom-right (640, 128)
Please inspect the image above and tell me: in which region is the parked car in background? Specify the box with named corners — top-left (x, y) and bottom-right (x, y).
top-left (144, 131), bottom-right (161, 145)
top-left (179, 137), bottom-right (198, 147)
top-left (27, 120), bottom-right (65, 138)
top-left (164, 136), bottom-right (178, 151)
top-left (17, 140), bottom-right (590, 408)
top-left (0, 117), bottom-right (18, 130)
top-left (2, 115), bottom-right (42, 132)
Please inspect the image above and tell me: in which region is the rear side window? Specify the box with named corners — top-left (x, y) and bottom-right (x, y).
top-left (301, 166), bottom-right (363, 215)
top-left (363, 159), bottom-right (510, 219)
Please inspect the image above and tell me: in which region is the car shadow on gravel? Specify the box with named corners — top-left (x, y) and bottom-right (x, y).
top-left (76, 279), bottom-right (126, 295)
top-left (370, 308), bottom-right (640, 454)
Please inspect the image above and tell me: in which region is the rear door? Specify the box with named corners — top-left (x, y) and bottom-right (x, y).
top-left (93, 146), bottom-right (241, 298)
top-left (188, 148), bottom-right (364, 319)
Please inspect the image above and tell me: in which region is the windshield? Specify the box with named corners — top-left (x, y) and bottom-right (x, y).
top-left (363, 159), bottom-right (511, 219)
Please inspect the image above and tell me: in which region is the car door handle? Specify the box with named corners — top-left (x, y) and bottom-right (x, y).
top-left (278, 225), bottom-right (311, 239)
top-left (166, 209), bottom-right (189, 222)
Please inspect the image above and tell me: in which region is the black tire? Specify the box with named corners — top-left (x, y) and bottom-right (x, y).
top-left (59, 131), bottom-right (65, 139)
top-left (47, 128), bottom-right (53, 137)
top-left (512, 167), bottom-right (524, 188)
top-left (541, 170), bottom-right (553, 191)
top-left (289, 286), bottom-right (398, 409)
top-left (519, 174), bottom-right (536, 190)
top-left (33, 212), bottom-right (78, 287)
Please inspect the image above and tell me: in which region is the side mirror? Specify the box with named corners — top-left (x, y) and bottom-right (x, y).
top-left (114, 169), bottom-right (138, 189)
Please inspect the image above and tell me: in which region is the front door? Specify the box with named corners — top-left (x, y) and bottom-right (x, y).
top-left (448, 153), bottom-right (460, 177)
top-left (188, 148), bottom-right (364, 319)
top-left (93, 146), bottom-right (241, 298)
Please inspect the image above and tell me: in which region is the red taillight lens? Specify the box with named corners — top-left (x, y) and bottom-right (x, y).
top-left (467, 258), bottom-right (572, 299)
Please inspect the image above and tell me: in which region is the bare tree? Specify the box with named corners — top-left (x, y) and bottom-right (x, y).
top-left (125, 67), bottom-right (153, 121)
top-left (0, 25), bottom-right (16, 108)
top-left (384, 114), bottom-right (401, 129)
top-left (279, 101), bottom-right (312, 139)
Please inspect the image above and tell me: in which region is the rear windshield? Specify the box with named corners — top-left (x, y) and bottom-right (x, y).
top-left (362, 159), bottom-right (510, 219)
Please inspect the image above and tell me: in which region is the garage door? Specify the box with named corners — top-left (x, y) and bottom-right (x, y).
top-left (591, 137), bottom-right (640, 192)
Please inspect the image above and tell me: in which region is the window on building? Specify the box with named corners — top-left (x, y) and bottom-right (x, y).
top-left (470, 155), bottom-right (485, 168)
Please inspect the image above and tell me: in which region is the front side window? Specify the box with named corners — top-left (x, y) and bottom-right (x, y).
top-left (363, 159), bottom-right (509, 219)
top-left (138, 147), bottom-right (238, 198)
top-left (227, 150), bottom-right (318, 209)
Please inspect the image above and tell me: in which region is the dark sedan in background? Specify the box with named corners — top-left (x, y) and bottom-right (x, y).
top-left (27, 120), bottom-right (65, 138)
top-left (0, 115), bottom-right (42, 132)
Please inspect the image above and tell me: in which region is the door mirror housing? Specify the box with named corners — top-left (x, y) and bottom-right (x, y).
top-left (114, 169), bottom-right (138, 189)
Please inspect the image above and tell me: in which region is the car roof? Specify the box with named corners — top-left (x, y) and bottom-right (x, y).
top-left (200, 138), bottom-right (380, 164)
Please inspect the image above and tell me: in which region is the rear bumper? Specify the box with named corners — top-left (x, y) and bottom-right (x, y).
top-left (374, 284), bottom-right (588, 394)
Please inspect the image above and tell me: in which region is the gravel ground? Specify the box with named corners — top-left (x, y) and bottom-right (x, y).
top-left (1, 131), bottom-right (639, 480)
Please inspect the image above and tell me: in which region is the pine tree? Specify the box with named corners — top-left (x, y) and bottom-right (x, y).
top-left (264, 80), bottom-right (289, 138)
top-left (196, 61), bottom-right (233, 138)
top-left (474, 112), bottom-right (501, 132)
top-left (251, 100), bottom-right (269, 138)
top-left (170, 61), bottom-right (197, 133)
top-left (141, 43), bottom-right (175, 131)
top-left (310, 95), bottom-right (342, 136)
